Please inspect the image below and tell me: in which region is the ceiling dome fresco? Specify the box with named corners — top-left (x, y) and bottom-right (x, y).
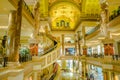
top-left (49, 2), bottom-right (81, 30)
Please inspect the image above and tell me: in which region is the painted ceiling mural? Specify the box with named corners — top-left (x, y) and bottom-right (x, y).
top-left (83, 0), bottom-right (101, 15)
top-left (49, 2), bottom-right (81, 30)
top-left (24, 0), bottom-right (119, 31)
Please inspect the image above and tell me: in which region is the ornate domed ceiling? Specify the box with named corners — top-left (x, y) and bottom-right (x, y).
top-left (49, 2), bottom-right (81, 31)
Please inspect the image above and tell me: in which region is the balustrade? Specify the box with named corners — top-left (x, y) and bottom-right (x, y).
top-left (0, 41), bottom-right (61, 80)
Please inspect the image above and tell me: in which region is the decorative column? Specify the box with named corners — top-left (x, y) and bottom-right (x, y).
top-left (103, 70), bottom-right (113, 80)
top-left (7, 0), bottom-right (23, 63)
top-left (14, 0), bottom-right (23, 61)
top-left (7, 10), bottom-right (16, 61)
top-left (102, 63), bottom-right (114, 80)
top-left (62, 34), bottom-right (64, 55)
top-left (81, 60), bottom-right (86, 79)
top-left (82, 26), bottom-right (87, 55)
top-left (33, 71), bottom-right (38, 80)
top-left (77, 31), bottom-right (81, 74)
top-left (77, 31), bottom-right (81, 56)
top-left (30, 0), bottom-right (40, 56)
top-left (74, 34), bottom-right (78, 56)
top-left (33, 0), bottom-right (40, 39)
top-left (107, 71), bottom-right (112, 80)
top-left (73, 34), bottom-right (77, 73)
top-left (38, 71), bottom-right (42, 80)
top-left (103, 70), bottom-right (107, 80)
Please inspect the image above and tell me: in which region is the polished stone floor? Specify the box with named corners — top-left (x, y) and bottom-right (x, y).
top-left (54, 70), bottom-right (103, 80)
top-left (55, 71), bottom-right (83, 80)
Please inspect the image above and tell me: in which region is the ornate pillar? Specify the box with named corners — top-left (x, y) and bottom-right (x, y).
top-left (102, 63), bottom-right (114, 80)
top-left (33, 0), bottom-right (40, 39)
top-left (77, 31), bottom-right (81, 74)
top-left (30, 1), bottom-right (40, 56)
top-left (103, 70), bottom-right (113, 80)
top-left (62, 34), bottom-right (64, 55)
top-left (82, 26), bottom-right (87, 55)
top-left (7, 0), bottom-right (23, 62)
top-left (81, 60), bottom-right (86, 79)
top-left (77, 31), bottom-right (81, 56)
top-left (7, 10), bottom-right (17, 61)
top-left (103, 70), bottom-right (107, 80)
top-left (74, 34), bottom-right (78, 56)
top-left (14, 0), bottom-right (23, 62)
top-left (33, 71), bottom-right (38, 80)
top-left (73, 34), bottom-right (77, 73)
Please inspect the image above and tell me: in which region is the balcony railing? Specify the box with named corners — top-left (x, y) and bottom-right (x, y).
top-left (0, 38), bottom-right (61, 80)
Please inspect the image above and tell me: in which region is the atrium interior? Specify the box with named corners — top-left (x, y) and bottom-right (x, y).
top-left (0, 0), bottom-right (120, 80)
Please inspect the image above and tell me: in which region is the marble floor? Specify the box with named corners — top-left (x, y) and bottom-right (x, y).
top-left (54, 70), bottom-right (103, 80)
top-left (55, 71), bottom-right (83, 80)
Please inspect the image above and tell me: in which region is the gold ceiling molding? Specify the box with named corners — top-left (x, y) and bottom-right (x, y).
top-left (49, 1), bottom-right (81, 31)
top-left (82, 0), bottom-right (101, 15)
top-left (49, 0), bottom-right (81, 10)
